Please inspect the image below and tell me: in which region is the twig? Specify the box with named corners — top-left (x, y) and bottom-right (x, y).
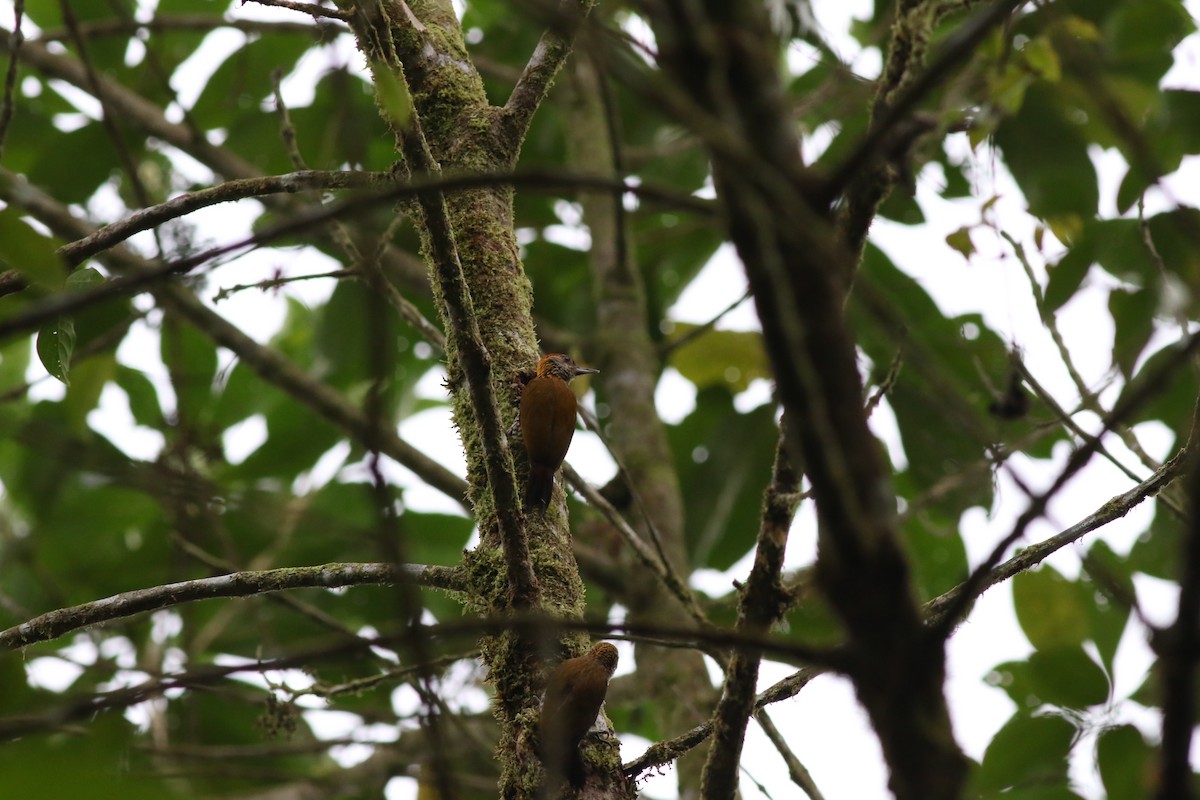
top-left (387, 66), bottom-right (536, 609)
top-left (754, 710), bottom-right (827, 800)
top-left (60, 170), bottom-right (389, 265)
top-left (245, 0), bottom-right (351, 22)
top-left (499, 0), bottom-right (595, 156)
top-left (659, 288), bottom-right (752, 358)
top-left (0, 561), bottom-right (464, 649)
top-left (624, 665), bottom-right (825, 779)
top-left (924, 445), bottom-right (1188, 626)
top-left (272, 69), bottom-right (308, 170)
top-left (929, 329), bottom-right (1200, 639)
top-left (702, 420), bottom-right (802, 797)
top-left (34, 15), bottom-right (344, 42)
top-left (562, 464), bottom-right (711, 630)
top-left (0, 0), bottom-right (23, 158)
top-left (1004, 230), bottom-right (1169, 482)
top-left (212, 268), bottom-right (355, 301)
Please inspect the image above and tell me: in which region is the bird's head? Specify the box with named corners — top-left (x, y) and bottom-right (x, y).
top-left (537, 353), bottom-right (600, 382)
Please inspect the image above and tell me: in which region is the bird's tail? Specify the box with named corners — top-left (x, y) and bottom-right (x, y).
top-left (537, 747), bottom-right (587, 795)
top-left (525, 463), bottom-right (555, 509)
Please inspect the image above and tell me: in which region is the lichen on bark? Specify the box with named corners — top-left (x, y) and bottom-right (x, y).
top-left (341, 0), bottom-right (596, 795)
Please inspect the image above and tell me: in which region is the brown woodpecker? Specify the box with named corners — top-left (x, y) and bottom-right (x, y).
top-left (539, 642), bottom-right (619, 789)
top-left (520, 354), bottom-right (598, 509)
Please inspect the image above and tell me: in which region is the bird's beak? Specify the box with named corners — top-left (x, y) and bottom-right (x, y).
top-left (574, 366), bottom-right (600, 376)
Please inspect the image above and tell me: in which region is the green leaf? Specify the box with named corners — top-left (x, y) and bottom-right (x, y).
top-left (993, 84), bottom-right (1098, 221)
top-left (1022, 36), bottom-right (1062, 82)
top-left (1013, 566), bottom-right (1088, 650)
top-left (116, 365), bottom-right (165, 429)
top-left (1044, 241), bottom-right (1094, 313)
top-left (853, 245), bottom-right (1033, 519)
top-left (33, 267), bottom-right (114, 386)
top-left (946, 227), bottom-right (976, 260)
top-left (28, 123), bottom-right (121, 206)
top-left (1082, 539), bottom-right (1133, 670)
top-left (0, 715), bottom-right (175, 799)
top-left (63, 354), bottom-right (118, 433)
top-left (0, 208), bottom-right (65, 290)
top-left (190, 35), bottom-right (317, 129)
top-left (668, 388), bottom-right (777, 571)
top-left (904, 511), bottom-right (969, 601)
top-left (36, 316), bottom-right (76, 385)
top-left (667, 326), bottom-right (770, 393)
top-left (1026, 646), bottom-right (1110, 708)
top-left (1097, 724), bottom-right (1153, 800)
top-left (1108, 286), bottom-right (1156, 378)
top-left (1128, 509), bottom-right (1184, 580)
top-left (1104, 0), bottom-right (1194, 85)
top-left (1117, 338), bottom-right (1199, 445)
top-left (161, 314), bottom-right (218, 420)
top-left (369, 60), bottom-right (413, 129)
top-left (974, 713), bottom-right (1076, 794)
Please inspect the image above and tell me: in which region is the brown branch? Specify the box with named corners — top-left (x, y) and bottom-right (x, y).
top-left (831, 0), bottom-right (1027, 257)
top-left (924, 444), bottom-right (1188, 625)
top-left (930, 330), bottom-right (1200, 639)
top-left (34, 14), bottom-right (344, 42)
top-left (498, 0), bottom-right (595, 158)
top-left (562, 465), bottom-right (711, 629)
top-left (1155, 451), bottom-right (1200, 798)
top-left (61, 170), bottom-right (389, 265)
top-left (1, 562), bottom-right (463, 650)
top-left (246, 0), bottom-right (351, 22)
top-left (702, 420), bottom-right (802, 797)
top-left (625, 665), bottom-right (824, 779)
top-left (753, 710), bottom-right (827, 800)
top-left (0, 0), bottom-right (22, 159)
top-left (386, 69), bottom-right (537, 609)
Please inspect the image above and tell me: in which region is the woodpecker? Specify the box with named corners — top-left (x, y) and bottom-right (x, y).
top-left (520, 353), bottom-right (598, 510)
top-left (539, 642), bottom-right (619, 789)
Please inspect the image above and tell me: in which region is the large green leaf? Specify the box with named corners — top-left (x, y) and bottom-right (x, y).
top-left (1108, 286), bottom-right (1156, 379)
top-left (667, 326), bottom-right (770, 393)
top-left (1097, 724), bottom-right (1153, 800)
top-left (0, 716), bottom-right (178, 799)
top-left (0, 208), bottom-right (65, 290)
top-left (161, 313), bottom-right (219, 423)
top-left (667, 387), bottom-right (777, 571)
top-left (1013, 566), bottom-right (1089, 650)
top-left (1082, 540), bottom-right (1133, 670)
top-left (190, 35), bottom-right (318, 130)
top-left (993, 83), bottom-right (1098, 223)
top-left (973, 713), bottom-right (1076, 795)
top-left (853, 245), bottom-right (1034, 519)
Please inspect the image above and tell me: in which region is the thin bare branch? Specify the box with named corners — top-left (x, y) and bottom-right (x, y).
top-left (929, 329), bottom-right (1200, 638)
top-left (0, 562), bottom-right (463, 650)
top-left (61, 170), bottom-right (389, 265)
top-left (703, 420), bottom-right (802, 797)
top-left (499, 0), bottom-right (595, 157)
top-left (246, 0), bottom-right (351, 22)
top-left (0, 0), bottom-right (22, 158)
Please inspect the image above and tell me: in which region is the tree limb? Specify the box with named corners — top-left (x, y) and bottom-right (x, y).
top-left (1, 562), bottom-right (463, 650)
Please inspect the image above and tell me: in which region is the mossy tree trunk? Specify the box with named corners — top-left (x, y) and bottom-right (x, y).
top-left (341, 1), bottom-right (622, 797)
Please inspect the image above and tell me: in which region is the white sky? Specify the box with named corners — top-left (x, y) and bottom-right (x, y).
top-left (4, 0), bottom-right (1200, 798)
